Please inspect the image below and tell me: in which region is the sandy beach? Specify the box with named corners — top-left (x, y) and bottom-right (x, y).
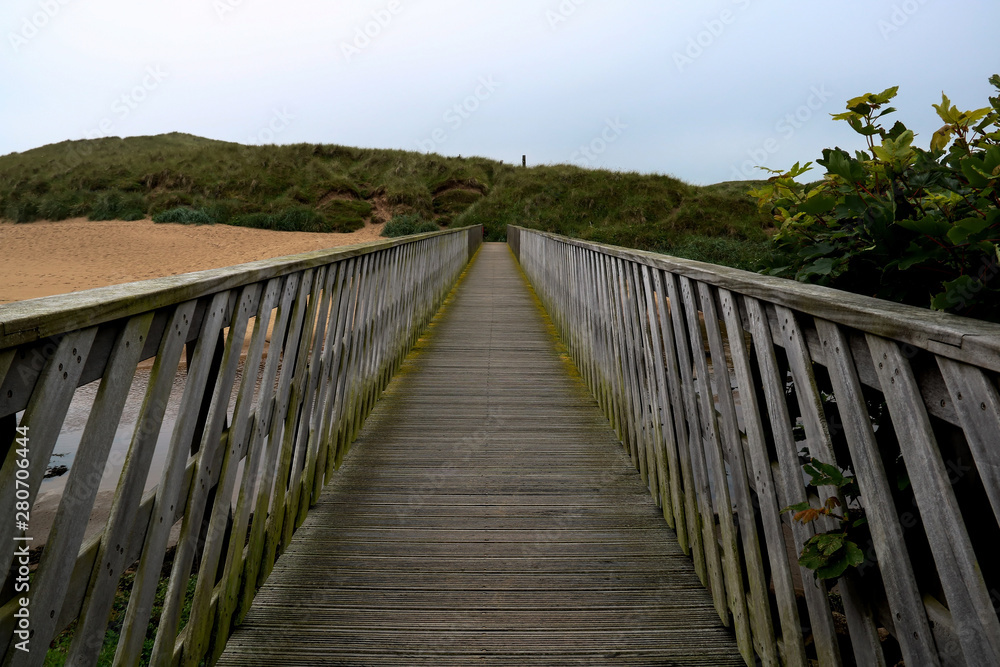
top-left (0, 217), bottom-right (387, 304)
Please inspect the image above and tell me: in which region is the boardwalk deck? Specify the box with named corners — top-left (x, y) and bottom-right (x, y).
top-left (218, 243), bottom-right (743, 666)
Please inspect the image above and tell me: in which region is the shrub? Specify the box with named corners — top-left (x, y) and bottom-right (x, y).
top-left (89, 191), bottom-right (147, 221)
top-left (231, 207), bottom-right (330, 232)
top-left (152, 207), bottom-right (213, 225)
top-left (381, 214), bottom-right (440, 237)
top-left (751, 75), bottom-right (1000, 321)
top-left (320, 199), bottom-right (371, 233)
top-left (3, 199), bottom-right (39, 223)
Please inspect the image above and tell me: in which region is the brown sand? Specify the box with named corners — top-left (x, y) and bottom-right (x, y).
top-left (0, 217), bottom-right (387, 305)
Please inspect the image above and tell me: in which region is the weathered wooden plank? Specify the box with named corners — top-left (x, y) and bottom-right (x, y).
top-left (867, 334), bottom-right (1000, 666)
top-left (775, 305), bottom-right (877, 666)
top-left (699, 283), bottom-right (777, 666)
top-left (209, 278), bottom-right (284, 662)
top-left (0, 328), bottom-right (97, 582)
top-left (22, 314), bottom-right (153, 663)
top-left (110, 296), bottom-right (228, 665)
top-left (814, 318), bottom-right (938, 666)
top-left (179, 283), bottom-right (263, 665)
top-left (936, 357), bottom-right (1000, 525)
top-left (649, 268), bottom-right (691, 553)
top-left (65, 299), bottom-right (199, 666)
top-left (744, 298), bottom-right (841, 667)
top-left (679, 277), bottom-right (749, 647)
top-left (139, 291), bottom-right (241, 667)
top-left (720, 289), bottom-right (806, 667)
top-left (240, 273), bottom-right (301, 618)
top-left (662, 270), bottom-right (708, 584)
top-left (673, 275), bottom-right (728, 622)
top-left (639, 264), bottom-right (676, 524)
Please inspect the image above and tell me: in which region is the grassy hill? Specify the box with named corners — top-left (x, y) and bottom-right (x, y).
top-left (0, 133), bottom-right (777, 269)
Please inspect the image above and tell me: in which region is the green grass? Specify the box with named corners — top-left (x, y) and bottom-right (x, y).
top-left (0, 133), bottom-right (779, 270)
top-left (382, 214), bottom-right (441, 237)
top-left (44, 549), bottom-right (198, 666)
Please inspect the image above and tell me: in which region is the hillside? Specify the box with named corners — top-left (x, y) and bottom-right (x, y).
top-left (0, 134), bottom-right (776, 269)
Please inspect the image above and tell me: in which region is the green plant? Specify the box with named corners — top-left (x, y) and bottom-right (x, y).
top-left (89, 190), bottom-right (147, 221)
top-left (382, 214), bottom-right (439, 237)
top-left (751, 75), bottom-right (1000, 322)
top-left (152, 206), bottom-right (214, 225)
top-left (782, 457), bottom-right (868, 580)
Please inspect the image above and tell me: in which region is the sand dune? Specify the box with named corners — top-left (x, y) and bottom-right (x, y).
top-left (0, 217), bottom-right (388, 305)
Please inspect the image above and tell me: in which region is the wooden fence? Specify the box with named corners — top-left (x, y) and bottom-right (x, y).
top-left (509, 225), bottom-right (1000, 667)
top-left (0, 225), bottom-right (482, 666)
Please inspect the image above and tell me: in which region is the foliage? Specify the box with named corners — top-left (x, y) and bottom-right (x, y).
top-left (751, 76), bottom-right (1000, 322)
top-left (782, 457), bottom-right (869, 581)
top-left (152, 206), bottom-right (213, 225)
top-left (381, 214), bottom-right (440, 237)
top-left (88, 190), bottom-right (146, 221)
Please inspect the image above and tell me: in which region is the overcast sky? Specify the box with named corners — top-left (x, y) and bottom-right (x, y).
top-left (2, 0), bottom-right (998, 184)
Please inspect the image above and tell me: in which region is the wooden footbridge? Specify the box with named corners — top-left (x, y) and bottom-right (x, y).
top-left (2, 225), bottom-right (999, 666)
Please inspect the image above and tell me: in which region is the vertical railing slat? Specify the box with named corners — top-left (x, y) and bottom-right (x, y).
top-left (720, 289), bottom-right (807, 667)
top-left (70, 297), bottom-right (205, 667)
top-left (867, 335), bottom-right (1000, 666)
top-left (698, 283), bottom-right (776, 666)
top-left (25, 314), bottom-right (153, 661)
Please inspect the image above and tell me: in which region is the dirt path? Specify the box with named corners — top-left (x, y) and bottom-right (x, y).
top-left (0, 217), bottom-right (387, 304)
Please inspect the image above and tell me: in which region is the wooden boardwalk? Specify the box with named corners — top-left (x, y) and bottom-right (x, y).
top-left (218, 243), bottom-right (742, 666)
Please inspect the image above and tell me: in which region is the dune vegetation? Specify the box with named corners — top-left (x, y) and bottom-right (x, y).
top-left (0, 133), bottom-right (777, 270)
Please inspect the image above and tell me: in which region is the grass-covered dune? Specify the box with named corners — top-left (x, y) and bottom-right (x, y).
top-left (0, 133), bottom-right (777, 269)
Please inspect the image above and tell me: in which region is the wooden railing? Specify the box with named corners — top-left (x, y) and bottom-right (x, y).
top-left (0, 225), bottom-right (483, 666)
top-left (509, 226), bottom-right (1000, 667)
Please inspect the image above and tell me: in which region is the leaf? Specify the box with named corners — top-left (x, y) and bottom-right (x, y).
top-left (947, 217), bottom-right (991, 245)
top-left (897, 216), bottom-right (952, 237)
top-left (794, 508), bottom-right (821, 524)
top-left (823, 149), bottom-right (862, 183)
top-left (814, 533), bottom-right (845, 556)
top-left (844, 540), bottom-right (866, 567)
top-left (934, 93), bottom-right (958, 124)
top-left (805, 257), bottom-right (837, 276)
top-left (874, 86), bottom-right (900, 104)
top-left (799, 194), bottom-right (837, 216)
top-left (781, 501), bottom-right (812, 514)
top-left (931, 275), bottom-right (980, 312)
top-left (816, 558), bottom-right (851, 580)
top-left (931, 126), bottom-right (953, 152)
top-left (798, 550), bottom-right (827, 572)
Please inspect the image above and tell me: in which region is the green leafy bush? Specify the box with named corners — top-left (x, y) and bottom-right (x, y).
top-left (381, 214), bottom-right (440, 237)
top-left (752, 75), bottom-right (1000, 322)
top-left (88, 190), bottom-right (147, 221)
top-left (152, 206), bottom-right (213, 225)
top-left (783, 457), bottom-right (869, 581)
top-left (231, 207), bottom-right (332, 233)
top-left (3, 199), bottom-right (39, 223)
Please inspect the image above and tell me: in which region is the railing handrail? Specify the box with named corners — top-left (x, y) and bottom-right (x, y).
top-left (510, 225), bottom-right (1000, 667)
top-left (0, 226), bottom-right (482, 350)
top-left (1, 224), bottom-right (483, 665)
top-left (508, 226), bottom-right (1000, 372)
